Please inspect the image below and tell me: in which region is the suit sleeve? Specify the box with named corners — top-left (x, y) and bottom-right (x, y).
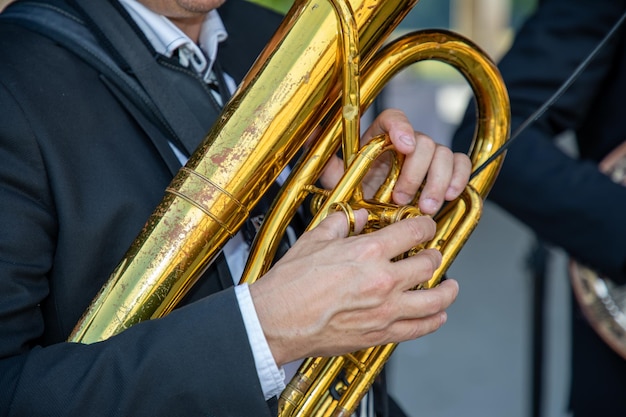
top-left (0, 82), bottom-right (273, 417)
top-left (452, 0), bottom-right (626, 281)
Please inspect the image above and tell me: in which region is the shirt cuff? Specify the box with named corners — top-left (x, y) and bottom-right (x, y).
top-left (234, 283), bottom-right (286, 400)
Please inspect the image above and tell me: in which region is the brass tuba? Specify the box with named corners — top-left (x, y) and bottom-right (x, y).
top-left (69, 0), bottom-right (510, 415)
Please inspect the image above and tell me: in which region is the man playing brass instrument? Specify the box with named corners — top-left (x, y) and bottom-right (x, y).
top-left (0, 0), bottom-right (471, 415)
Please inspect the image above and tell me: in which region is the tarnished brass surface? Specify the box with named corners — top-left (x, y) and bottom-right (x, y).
top-left (69, 0), bottom-right (419, 343)
top-left (69, 0), bottom-right (510, 415)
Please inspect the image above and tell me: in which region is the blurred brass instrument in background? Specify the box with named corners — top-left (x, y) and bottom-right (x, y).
top-left (570, 142), bottom-right (626, 360)
top-left (69, 0), bottom-right (510, 415)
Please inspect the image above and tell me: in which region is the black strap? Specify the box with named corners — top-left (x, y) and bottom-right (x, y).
top-left (1, 0), bottom-right (213, 156)
top-left (66, 0), bottom-right (208, 155)
top-left (0, 1), bottom-right (193, 153)
top-left (2, 0), bottom-right (308, 263)
top-left (1, 0), bottom-right (242, 267)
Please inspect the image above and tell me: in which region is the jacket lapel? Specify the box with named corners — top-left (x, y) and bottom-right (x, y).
top-left (98, 76), bottom-right (181, 176)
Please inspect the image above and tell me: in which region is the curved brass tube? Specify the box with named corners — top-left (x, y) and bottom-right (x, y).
top-left (69, 0), bottom-right (420, 342)
top-left (240, 29), bottom-right (510, 416)
top-left (68, 1), bottom-right (510, 415)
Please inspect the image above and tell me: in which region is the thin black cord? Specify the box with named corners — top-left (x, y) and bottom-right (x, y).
top-left (470, 10), bottom-right (626, 180)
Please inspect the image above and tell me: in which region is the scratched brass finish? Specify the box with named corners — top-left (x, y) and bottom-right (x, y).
top-left (69, 0), bottom-right (420, 342)
top-left (69, 0), bottom-right (510, 414)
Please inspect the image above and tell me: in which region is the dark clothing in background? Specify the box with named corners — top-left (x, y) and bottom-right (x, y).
top-left (452, 0), bottom-right (626, 415)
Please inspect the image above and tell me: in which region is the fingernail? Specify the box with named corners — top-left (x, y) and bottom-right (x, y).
top-left (400, 134), bottom-right (415, 147)
top-left (421, 198), bottom-right (438, 213)
top-left (395, 191), bottom-right (412, 205)
top-left (446, 185), bottom-right (461, 199)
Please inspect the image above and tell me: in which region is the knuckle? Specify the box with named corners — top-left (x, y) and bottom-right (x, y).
top-left (408, 317), bottom-right (442, 339)
top-left (435, 144), bottom-right (453, 159)
top-left (454, 151), bottom-right (471, 165)
top-left (384, 108), bottom-right (404, 119)
top-left (417, 257), bottom-right (437, 279)
top-left (415, 133), bottom-right (436, 150)
top-left (405, 217), bottom-right (436, 243)
top-left (401, 175), bottom-right (423, 191)
top-left (360, 268), bottom-right (395, 300)
top-left (358, 237), bottom-right (386, 259)
top-left (424, 291), bottom-right (445, 313)
top-left (372, 270), bottom-right (396, 294)
top-left (374, 301), bottom-right (394, 327)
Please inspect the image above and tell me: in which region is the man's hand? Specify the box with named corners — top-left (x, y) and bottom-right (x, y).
top-left (250, 209), bottom-right (459, 367)
top-left (251, 108), bottom-right (469, 366)
top-left (319, 108), bottom-right (471, 215)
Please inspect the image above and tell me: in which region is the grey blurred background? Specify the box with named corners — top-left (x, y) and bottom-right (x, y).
top-left (0, 0), bottom-right (574, 416)
top-left (366, 38), bottom-right (572, 416)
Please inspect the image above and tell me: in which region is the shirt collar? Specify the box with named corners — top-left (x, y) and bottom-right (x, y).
top-left (118, 0), bottom-right (228, 83)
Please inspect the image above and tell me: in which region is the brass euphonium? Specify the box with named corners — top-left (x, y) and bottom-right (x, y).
top-left (69, 0), bottom-right (510, 415)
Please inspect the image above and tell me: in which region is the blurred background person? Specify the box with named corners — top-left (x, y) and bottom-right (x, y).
top-left (452, 0), bottom-right (626, 416)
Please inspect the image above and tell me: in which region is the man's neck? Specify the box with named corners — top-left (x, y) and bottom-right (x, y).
top-left (169, 15), bottom-right (205, 43)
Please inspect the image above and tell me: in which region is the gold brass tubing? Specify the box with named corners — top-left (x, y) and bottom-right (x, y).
top-left (291, 348), bottom-right (375, 417)
top-left (333, 345), bottom-right (396, 416)
top-left (308, 135), bottom-right (396, 230)
top-left (271, 30), bottom-right (509, 417)
top-left (70, 0), bottom-right (421, 343)
top-left (360, 30), bottom-right (510, 195)
top-left (327, 0), bottom-right (361, 169)
top-left (67, 0), bottom-right (509, 414)
top-left (242, 30), bottom-right (509, 284)
top-left (279, 356), bottom-right (345, 416)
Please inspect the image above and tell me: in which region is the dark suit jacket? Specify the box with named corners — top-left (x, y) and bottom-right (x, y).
top-left (0, 0), bottom-right (284, 415)
top-left (452, 0), bottom-right (626, 415)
